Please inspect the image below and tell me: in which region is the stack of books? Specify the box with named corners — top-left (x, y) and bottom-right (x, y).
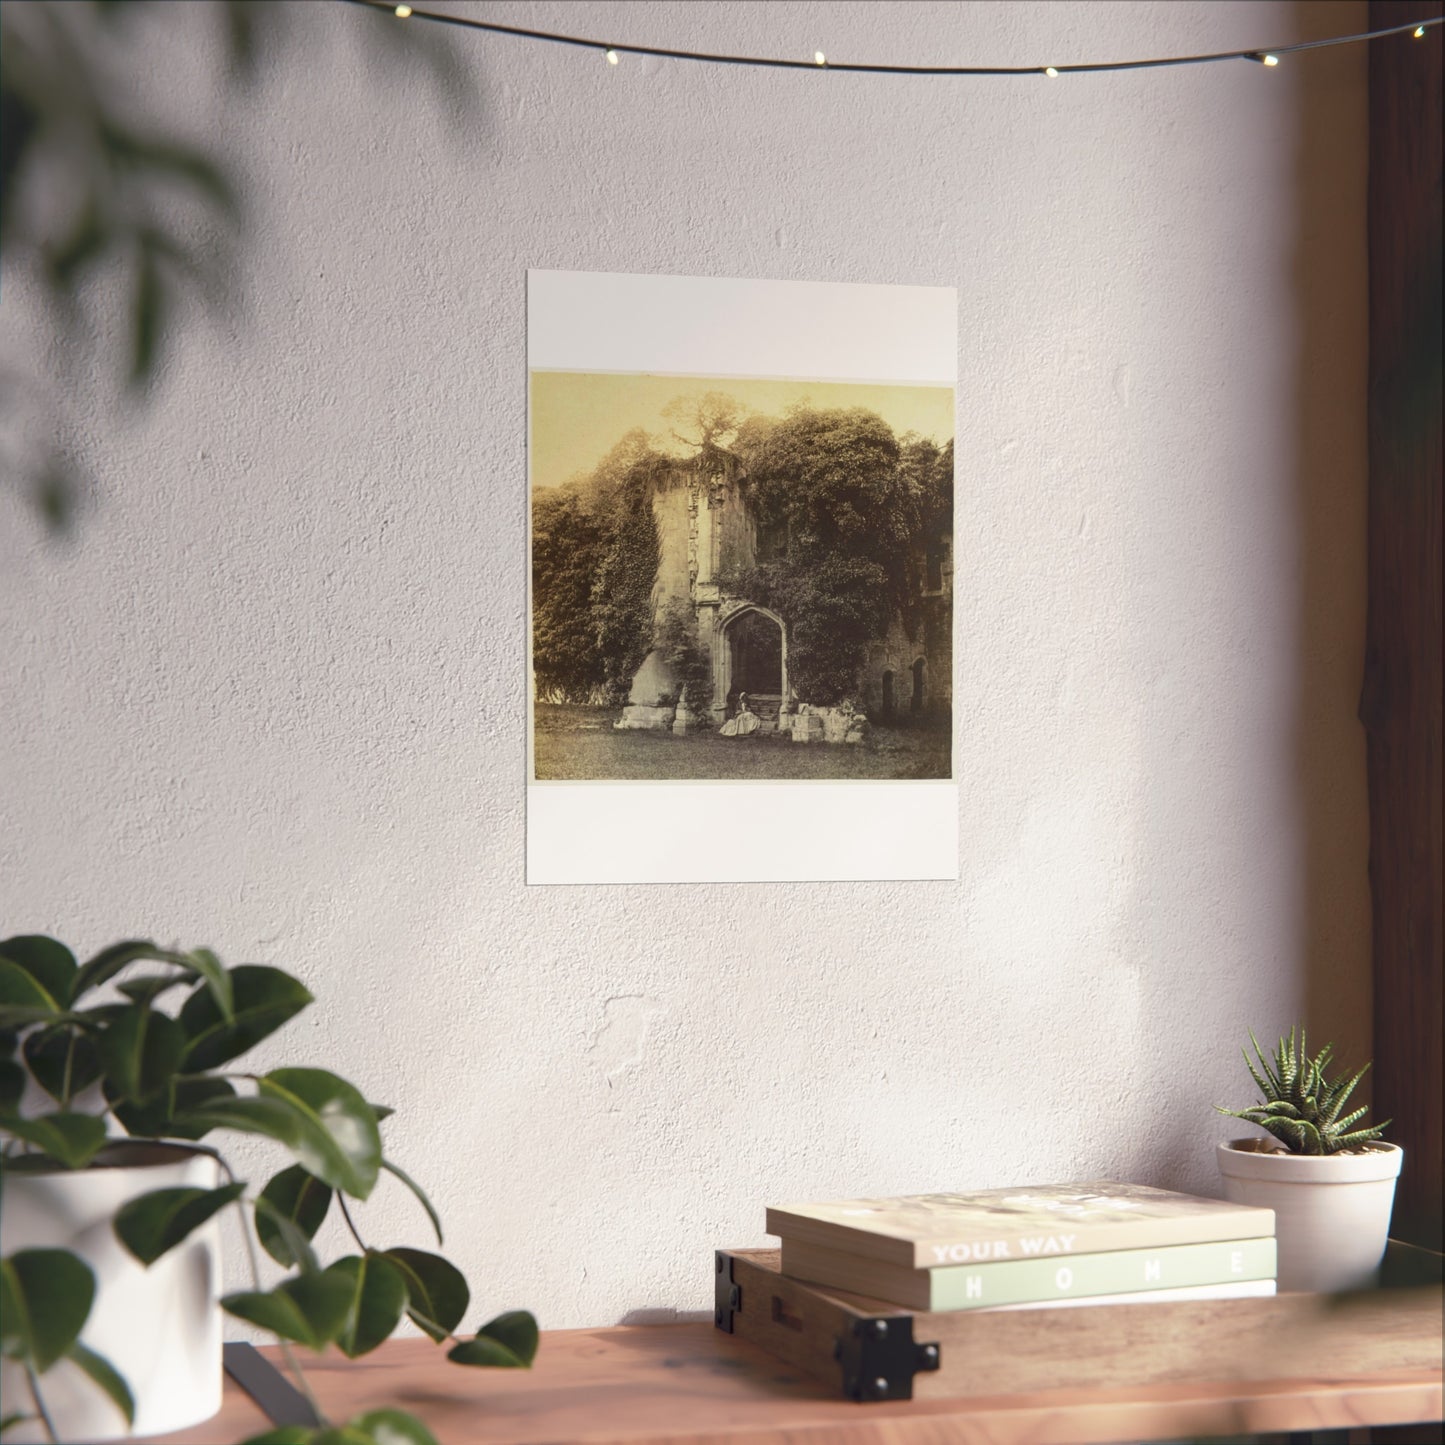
top-left (766, 1181), bottom-right (1277, 1312)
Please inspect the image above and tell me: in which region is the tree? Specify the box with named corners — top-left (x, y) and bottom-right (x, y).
top-left (531, 490), bottom-right (607, 701)
top-left (661, 392), bottom-right (746, 453)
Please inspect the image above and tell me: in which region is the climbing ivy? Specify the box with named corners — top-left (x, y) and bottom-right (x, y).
top-left (590, 460), bottom-right (662, 704)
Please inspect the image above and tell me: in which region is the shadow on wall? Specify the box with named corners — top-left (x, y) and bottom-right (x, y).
top-left (1132, 0), bottom-right (1373, 1196)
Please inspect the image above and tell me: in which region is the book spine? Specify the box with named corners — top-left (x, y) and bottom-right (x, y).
top-left (930, 1237), bottom-right (1276, 1310)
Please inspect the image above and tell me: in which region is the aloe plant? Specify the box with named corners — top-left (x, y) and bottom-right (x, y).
top-left (1216, 1025), bottom-right (1391, 1156)
top-left (0, 935), bottom-right (536, 1445)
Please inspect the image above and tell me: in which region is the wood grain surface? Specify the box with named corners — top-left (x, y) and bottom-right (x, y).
top-left (145, 1289), bottom-right (1442, 1445)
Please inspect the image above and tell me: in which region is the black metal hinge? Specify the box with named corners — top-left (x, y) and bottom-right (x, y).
top-left (714, 1250), bottom-right (742, 1333)
top-left (833, 1313), bottom-right (941, 1402)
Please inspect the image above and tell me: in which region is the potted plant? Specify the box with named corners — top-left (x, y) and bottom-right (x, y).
top-left (1215, 1025), bottom-right (1402, 1293)
top-left (0, 934), bottom-right (537, 1444)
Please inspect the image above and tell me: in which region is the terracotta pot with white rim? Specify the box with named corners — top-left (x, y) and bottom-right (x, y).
top-left (1216, 1137), bottom-right (1403, 1293)
top-left (0, 1140), bottom-right (224, 1442)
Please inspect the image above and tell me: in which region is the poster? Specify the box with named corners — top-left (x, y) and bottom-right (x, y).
top-left (527, 269), bottom-right (958, 884)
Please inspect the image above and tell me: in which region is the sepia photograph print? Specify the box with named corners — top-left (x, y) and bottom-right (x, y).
top-left (530, 372), bottom-right (955, 783)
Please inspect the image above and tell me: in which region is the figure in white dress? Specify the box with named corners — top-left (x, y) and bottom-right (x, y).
top-left (720, 692), bottom-right (761, 738)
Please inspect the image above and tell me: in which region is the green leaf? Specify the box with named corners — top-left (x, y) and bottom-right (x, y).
top-left (0, 938), bottom-right (76, 1008)
top-left (447, 1310), bottom-right (538, 1369)
top-left (0, 1112), bottom-right (108, 1168)
top-left (351, 1409), bottom-right (441, 1445)
top-left (0, 1249), bottom-right (95, 1371)
top-left (180, 966), bottom-right (312, 1071)
top-left (222, 1272), bottom-right (353, 1351)
top-left (258, 1069), bottom-right (381, 1200)
top-left (326, 1253), bottom-right (407, 1359)
top-left (107, 1073), bottom-right (239, 1142)
top-left (182, 948), bottom-right (233, 1022)
top-left (382, 1248), bottom-right (468, 1342)
top-left (370, 1103), bottom-right (394, 1122)
top-left (1, 1414), bottom-right (36, 1435)
top-left (98, 1006), bottom-right (187, 1103)
top-left (256, 1165), bottom-right (332, 1268)
top-left (67, 1340), bottom-right (135, 1426)
top-left (116, 975), bottom-right (191, 1008)
top-left (252, 1196), bottom-right (321, 1276)
top-left (0, 960), bottom-right (60, 1027)
top-left (380, 1158), bottom-right (442, 1246)
top-left (0, 1060), bottom-right (25, 1114)
top-left (71, 941), bottom-right (175, 1000)
top-left (23, 1027), bottom-right (102, 1103)
top-left (113, 1182), bottom-right (245, 1265)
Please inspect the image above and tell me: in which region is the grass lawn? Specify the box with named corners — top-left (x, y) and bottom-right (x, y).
top-left (532, 704), bottom-right (951, 781)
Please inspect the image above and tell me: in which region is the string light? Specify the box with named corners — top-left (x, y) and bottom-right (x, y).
top-left (339, 2), bottom-right (1443, 78)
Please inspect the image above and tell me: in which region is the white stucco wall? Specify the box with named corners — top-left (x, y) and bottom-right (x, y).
top-left (0, 0), bottom-right (1369, 1330)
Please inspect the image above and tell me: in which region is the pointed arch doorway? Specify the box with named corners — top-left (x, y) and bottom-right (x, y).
top-left (715, 605), bottom-right (788, 723)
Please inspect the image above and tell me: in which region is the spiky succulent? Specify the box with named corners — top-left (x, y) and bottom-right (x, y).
top-left (1216, 1025), bottom-right (1391, 1156)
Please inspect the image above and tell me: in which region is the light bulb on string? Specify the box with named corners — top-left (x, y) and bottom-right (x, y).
top-left (1263, 53), bottom-right (1279, 66)
top-left (1414, 26), bottom-right (1426, 38)
top-left (814, 51), bottom-right (826, 67)
top-left (393, 3), bottom-right (411, 15)
top-left (606, 49), bottom-right (619, 65)
top-left (1044, 66), bottom-right (1059, 77)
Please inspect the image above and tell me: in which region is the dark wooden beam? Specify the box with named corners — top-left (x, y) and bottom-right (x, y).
top-left (1364, 0), bottom-right (1443, 1265)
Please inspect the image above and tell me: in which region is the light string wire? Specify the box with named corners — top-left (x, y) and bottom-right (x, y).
top-left (339, 1), bottom-right (1441, 76)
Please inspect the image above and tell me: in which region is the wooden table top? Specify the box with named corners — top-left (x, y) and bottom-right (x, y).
top-left (150, 1320), bottom-right (1444, 1445)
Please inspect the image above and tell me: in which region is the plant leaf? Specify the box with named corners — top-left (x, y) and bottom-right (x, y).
top-left (0, 1248), bottom-right (95, 1371)
top-left (71, 941), bottom-right (179, 1000)
top-left (67, 1341), bottom-right (135, 1426)
top-left (0, 1112), bottom-right (108, 1168)
top-left (115, 975), bottom-right (191, 1007)
top-left (223, 1273), bottom-right (353, 1351)
top-left (258, 1070), bottom-right (381, 1201)
top-left (97, 1005), bottom-right (187, 1103)
top-left (179, 966), bottom-right (312, 1071)
top-left (154, 1076), bottom-right (240, 1141)
top-left (0, 938), bottom-right (76, 1008)
top-left (182, 948), bottom-right (233, 1022)
top-left (23, 1027), bottom-right (102, 1103)
top-left (380, 1158), bottom-right (442, 1246)
top-left (0, 960), bottom-right (60, 1027)
top-left (382, 1248), bottom-right (468, 1342)
top-left (351, 1408), bottom-right (441, 1445)
top-left (1, 1414), bottom-right (36, 1435)
top-left (256, 1165), bottom-right (332, 1268)
top-left (447, 1310), bottom-right (538, 1368)
top-left (0, 1060), bottom-right (25, 1114)
top-left (113, 1182), bottom-right (245, 1265)
top-left (252, 1196), bottom-right (321, 1277)
top-left (326, 1253), bottom-right (407, 1359)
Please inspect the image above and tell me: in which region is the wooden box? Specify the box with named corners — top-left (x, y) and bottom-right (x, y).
top-left (715, 1243), bottom-right (1445, 1404)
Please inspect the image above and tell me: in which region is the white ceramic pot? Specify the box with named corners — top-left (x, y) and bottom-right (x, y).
top-left (1216, 1137), bottom-right (1403, 1293)
top-left (0, 1141), bottom-right (224, 1442)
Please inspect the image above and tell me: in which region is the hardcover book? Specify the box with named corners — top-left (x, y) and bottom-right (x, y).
top-left (779, 1234), bottom-right (1278, 1310)
top-left (766, 1181), bottom-right (1275, 1270)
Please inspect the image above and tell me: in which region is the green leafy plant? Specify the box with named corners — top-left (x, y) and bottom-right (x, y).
top-left (0, 935), bottom-right (536, 1445)
top-left (1216, 1025), bottom-right (1391, 1156)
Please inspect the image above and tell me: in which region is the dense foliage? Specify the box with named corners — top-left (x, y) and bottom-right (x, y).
top-left (1216, 1025), bottom-right (1391, 1156)
top-left (531, 401), bottom-right (954, 712)
top-left (0, 935), bottom-right (536, 1445)
top-left (532, 432), bottom-right (662, 705)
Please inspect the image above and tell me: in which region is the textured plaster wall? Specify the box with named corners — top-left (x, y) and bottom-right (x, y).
top-left (0, 1), bottom-right (1370, 1329)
